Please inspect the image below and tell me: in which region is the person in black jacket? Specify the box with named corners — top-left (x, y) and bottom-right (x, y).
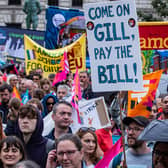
top-left (5, 104), bottom-right (54, 168)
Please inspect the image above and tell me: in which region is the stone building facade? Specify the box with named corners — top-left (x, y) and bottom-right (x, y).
top-left (0, 0), bottom-right (153, 31)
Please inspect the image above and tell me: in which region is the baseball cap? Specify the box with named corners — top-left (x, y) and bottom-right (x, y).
top-left (123, 116), bottom-right (149, 127)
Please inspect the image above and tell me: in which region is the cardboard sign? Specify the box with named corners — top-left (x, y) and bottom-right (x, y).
top-left (84, 0), bottom-right (143, 92)
top-left (71, 97), bottom-right (111, 133)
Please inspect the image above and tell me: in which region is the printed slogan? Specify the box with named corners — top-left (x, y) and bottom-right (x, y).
top-left (84, 0), bottom-right (143, 92)
top-left (24, 34), bottom-right (86, 77)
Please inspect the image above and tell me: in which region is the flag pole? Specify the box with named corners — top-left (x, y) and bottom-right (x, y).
top-left (119, 91), bottom-right (127, 168)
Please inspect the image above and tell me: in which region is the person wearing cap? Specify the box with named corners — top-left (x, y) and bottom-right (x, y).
top-left (108, 116), bottom-right (152, 168)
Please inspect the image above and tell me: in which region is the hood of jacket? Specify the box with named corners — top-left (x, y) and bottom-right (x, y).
top-left (41, 94), bottom-right (58, 118)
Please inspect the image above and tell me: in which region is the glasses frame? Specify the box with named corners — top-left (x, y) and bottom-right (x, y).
top-left (57, 149), bottom-right (78, 158)
top-left (126, 127), bottom-right (143, 133)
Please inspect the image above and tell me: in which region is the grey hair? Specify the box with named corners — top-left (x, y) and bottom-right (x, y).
top-left (7, 74), bottom-right (17, 85)
top-left (57, 84), bottom-right (70, 94)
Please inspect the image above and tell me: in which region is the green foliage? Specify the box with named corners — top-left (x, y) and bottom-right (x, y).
top-left (142, 50), bottom-right (155, 74)
top-left (137, 0), bottom-right (168, 21)
top-left (152, 0), bottom-right (168, 17)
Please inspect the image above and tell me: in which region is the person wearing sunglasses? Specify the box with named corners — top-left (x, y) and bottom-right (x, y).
top-left (41, 94), bottom-right (58, 118)
top-left (76, 127), bottom-right (102, 168)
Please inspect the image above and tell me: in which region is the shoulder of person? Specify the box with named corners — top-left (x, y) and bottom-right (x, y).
top-left (46, 138), bottom-right (55, 153)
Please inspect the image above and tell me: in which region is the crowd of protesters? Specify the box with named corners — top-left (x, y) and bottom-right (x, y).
top-left (0, 67), bottom-right (167, 168)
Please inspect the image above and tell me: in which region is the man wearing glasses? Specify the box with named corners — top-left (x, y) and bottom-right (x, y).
top-left (108, 116), bottom-right (152, 168)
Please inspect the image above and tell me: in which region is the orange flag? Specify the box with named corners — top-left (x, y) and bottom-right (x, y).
top-left (12, 86), bottom-right (21, 100)
top-left (127, 70), bottom-right (163, 118)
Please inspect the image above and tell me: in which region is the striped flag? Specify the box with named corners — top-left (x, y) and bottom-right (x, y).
top-left (71, 68), bottom-right (82, 124)
top-left (60, 51), bottom-right (69, 73)
top-left (52, 51), bottom-right (69, 86)
top-left (26, 50), bottom-right (36, 60)
top-left (21, 89), bottom-right (29, 104)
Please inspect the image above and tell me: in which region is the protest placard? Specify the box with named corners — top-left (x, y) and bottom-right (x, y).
top-left (71, 97), bottom-right (111, 133)
top-left (84, 0), bottom-right (143, 92)
top-left (24, 34), bottom-right (86, 77)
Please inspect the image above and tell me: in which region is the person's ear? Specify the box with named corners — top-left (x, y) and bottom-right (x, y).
top-left (52, 113), bottom-right (55, 121)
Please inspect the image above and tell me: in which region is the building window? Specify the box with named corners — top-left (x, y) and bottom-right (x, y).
top-left (48, 0), bottom-right (59, 6)
top-left (8, 0), bottom-right (21, 5)
top-left (6, 23), bottom-right (21, 29)
top-left (72, 0), bottom-right (82, 7)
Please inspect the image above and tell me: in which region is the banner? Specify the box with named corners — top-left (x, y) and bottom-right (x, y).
top-left (139, 22), bottom-right (168, 50)
top-left (24, 34), bottom-right (86, 77)
top-left (139, 22), bottom-right (168, 74)
top-left (127, 70), bottom-right (163, 118)
top-left (84, 0), bottom-right (143, 92)
top-left (0, 26), bottom-right (44, 63)
top-left (45, 6), bottom-right (84, 49)
top-left (71, 97), bottom-right (111, 133)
